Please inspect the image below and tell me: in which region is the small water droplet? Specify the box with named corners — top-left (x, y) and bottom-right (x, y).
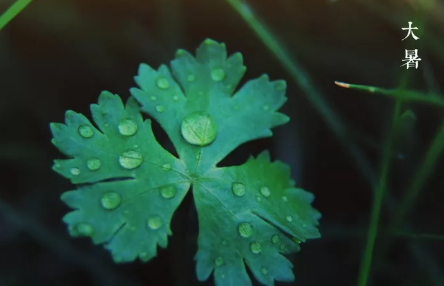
top-left (238, 222), bottom-right (253, 238)
top-left (221, 274), bottom-right (225, 278)
top-left (118, 119), bottom-right (138, 136)
top-left (70, 167), bottom-right (80, 176)
top-left (271, 234), bottom-right (280, 244)
top-left (156, 77), bottom-right (170, 89)
top-left (232, 183), bottom-right (246, 197)
top-left (187, 74), bottom-right (196, 82)
top-left (87, 158), bottom-right (101, 171)
top-left (215, 256), bottom-right (224, 266)
top-left (181, 112), bottom-right (217, 146)
top-left (160, 185), bottom-right (176, 199)
top-left (233, 105), bottom-right (239, 110)
top-left (286, 215), bottom-right (293, 222)
top-left (155, 105), bottom-right (165, 113)
top-left (176, 49), bottom-right (185, 57)
top-left (76, 223), bottom-right (94, 236)
top-left (211, 68), bottom-right (226, 81)
top-left (196, 153), bottom-right (202, 160)
top-left (119, 150), bottom-right (143, 169)
top-left (263, 105), bottom-right (270, 111)
top-left (185, 169), bottom-right (191, 175)
top-left (250, 241), bottom-right (262, 254)
top-left (147, 215), bottom-right (163, 230)
top-left (78, 125), bottom-right (94, 138)
top-left (198, 91), bottom-right (204, 96)
top-left (282, 196), bottom-right (288, 202)
top-left (280, 244), bottom-right (286, 251)
top-left (226, 84), bottom-right (233, 90)
top-left (222, 239), bottom-right (228, 245)
top-left (161, 163), bottom-right (171, 171)
top-left (139, 252), bottom-right (149, 260)
top-left (256, 196), bottom-right (262, 202)
top-left (260, 267), bottom-right (268, 275)
top-left (260, 186), bottom-right (270, 197)
top-left (150, 96), bottom-right (157, 101)
top-left (274, 81), bottom-right (287, 91)
top-left (173, 95), bottom-right (179, 101)
top-left (101, 192), bottom-right (121, 210)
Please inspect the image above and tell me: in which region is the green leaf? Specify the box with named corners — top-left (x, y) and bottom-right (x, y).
top-left (51, 39), bottom-right (321, 286)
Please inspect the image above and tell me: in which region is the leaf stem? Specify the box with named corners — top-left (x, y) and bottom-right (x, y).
top-left (0, 0), bottom-right (33, 31)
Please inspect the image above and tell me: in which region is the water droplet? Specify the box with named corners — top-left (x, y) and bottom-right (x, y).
top-left (101, 192), bottom-right (121, 210)
top-left (187, 74), bottom-right (196, 82)
top-left (150, 96), bottom-right (157, 101)
top-left (176, 49), bottom-right (185, 57)
top-left (280, 244), bottom-right (287, 251)
top-left (198, 91), bottom-right (204, 96)
top-left (160, 185), bottom-right (176, 199)
top-left (221, 274), bottom-right (225, 278)
top-left (286, 215), bottom-right (293, 222)
top-left (185, 169), bottom-right (191, 175)
top-left (76, 223), bottom-right (94, 236)
top-left (78, 125), bottom-right (94, 138)
top-left (260, 186), bottom-right (270, 197)
top-left (222, 239), bottom-right (228, 245)
top-left (118, 119), bottom-right (138, 136)
top-left (282, 196), bottom-right (288, 202)
top-left (260, 267), bottom-right (268, 275)
top-left (173, 95), bottom-right (179, 101)
top-left (70, 167), bottom-right (80, 176)
top-left (196, 153), bottom-right (202, 160)
top-left (156, 77), bottom-right (170, 89)
top-left (211, 68), bottom-right (226, 81)
top-left (180, 112), bottom-right (217, 146)
top-left (119, 150), bottom-right (143, 169)
top-left (161, 163), bottom-right (171, 171)
top-left (226, 84), bottom-right (233, 90)
top-left (233, 105), bottom-right (239, 110)
top-left (250, 241), bottom-right (262, 254)
top-left (271, 234), bottom-right (280, 244)
top-left (238, 222), bottom-right (253, 238)
top-left (147, 215), bottom-right (163, 230)
top-left (274, 81), bottom-right (286, 91)
top-left (263, 105), bottom-right (270, 111)
top-left (232, 183), bottom-right (246, 197)
top-left (139, 252), bottom-right (149, 260)
top-left (215, 256), bottom-right (224, 266)
top-left (87, 158), bottom-right (101, 171)
top-left (256, 196), bottom-right (262, 202)
top-left (155, 105), bottom-right (165, 113)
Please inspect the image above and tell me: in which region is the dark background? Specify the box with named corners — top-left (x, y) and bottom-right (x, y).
top-left (1, 0), bottom-right (444, 285)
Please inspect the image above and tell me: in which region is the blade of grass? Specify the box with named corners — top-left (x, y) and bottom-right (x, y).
top-left (0, 0), bottom-right (33, 31)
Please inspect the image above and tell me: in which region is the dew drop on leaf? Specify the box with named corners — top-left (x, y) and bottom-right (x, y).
top-left (156, 77), bottom-right (170, 89)
top-left (155, 105), bottom-right (165, 113)
top-left (76, 223), bottom-right (94, 236)
top-left (118, 119), bottom-right (138, 136)
top-left (147, 215), bottom-right (163, 230)
top-left (256, 196), bottom-right (262, 202)
top-left (180, 112), bottom-right (217, 146)
top-left (211, 68), bottom-right (226, 81)
top-left (161, 163), bottom-right (171, 171)
top-left (187, 74), bottom-right (196, 82)
top-left (173, 95), bottom-right (179, 101)
top-left (250, 241), bottom-right (262, 254)
top-left (263, 105), bottom-right (270, 111)
top-left (70, 167), bottom-right (80, 176)
top-left (150, 96), bottom-right (157, 101)
top-left (78, 125), bottom-right (94, 138)
top-left (286, 215), bottom-right (293, 222)
top-left (101, 192), bottom-right (121, 210)
top-left (282, 196), bottom-right (288, 202)
top-left (215, 256), bottom-right (224, 266)
top-left (119, 150), bottom-right (143, 169)
top-left (271, 234), bottom-right (280, 244)
top-left (87, 158), bottom-right (102, 171)
top-left (260, 267), bottom-right (268, 275)
top-left (238, 222), bottom-right (254, 238)
top-left (260, 186), bottom-right (270, 197)
top-left (232, 182), bottom-right (246, 197)
top-left (160, 185), bottom-right (176, 199)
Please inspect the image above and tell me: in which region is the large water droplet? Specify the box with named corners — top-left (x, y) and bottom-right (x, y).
top-left (156, 77), bottom-right (170, 89)
top-left (78, 125), bottom-right (94, 138)
top-left (232, 183), bottom-right (246, 197)
top-left (271, 234), bottom-right (280, 244)
top-left (147, 215), bottom-right (163, 230)
top-left (286, 215), bottom-right (293, 222)
top-left (180, 112), bottom-right (217, 146)
top-left (160, 185), bottom-right (176, 199)
top-left (87, 158), bottom-right (101, 171)
top-left (211, 68), bottom-right (226, 81)
top-left (215, 256), bottom-right (224, 266)
top-left (101, 192), bottom-right (121, 210)
top-left (76, 223), bottom-right (94, 236)
top-left (161, 163), bottom-right (171, 171)
top-left (118, 119), bottom-right (138, 136)
top-left (250, 241), bottom-right (262, 254)
top-left (260, 267), bottom-right (268, 275)
top-left (155, 105), bottom-right (165, 113)
top-left (119, 150), bottom-right (143, 169)
top-left (187, 74), bottom-right (196, 82)
top-left (260, 186), bottom-right (270, 197)
top-left (70, 167), bottom-right (80, 176)
top-left (238, 222), bottom-right (253, 238)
